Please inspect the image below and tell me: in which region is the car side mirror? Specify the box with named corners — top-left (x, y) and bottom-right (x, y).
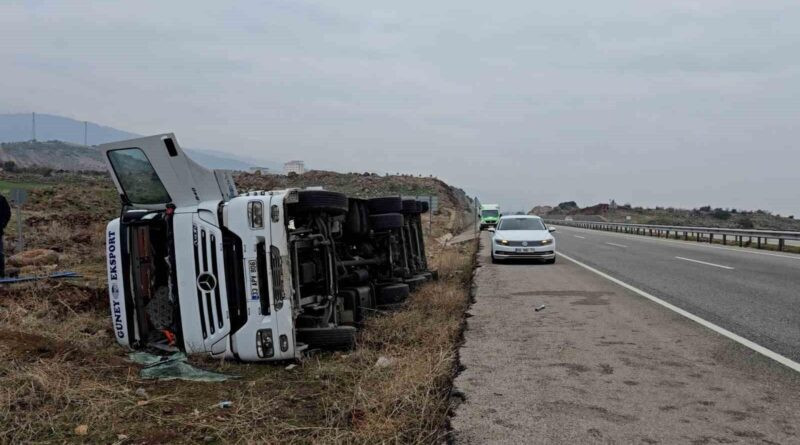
top-left (488, 227), bottom-right (496, 233)
top-left (548, 227), bottom-right (556, 233)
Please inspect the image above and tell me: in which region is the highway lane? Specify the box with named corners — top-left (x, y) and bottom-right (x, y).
top-left (552, 224), bottom-right (800, 364)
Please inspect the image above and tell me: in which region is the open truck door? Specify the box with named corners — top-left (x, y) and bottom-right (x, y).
top-left (100, 133), bottom-right (236, 210)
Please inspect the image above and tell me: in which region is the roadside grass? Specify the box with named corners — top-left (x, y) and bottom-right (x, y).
top-left (0, 179), bottom-right (51, 197)
top-left (0, 241), bottom-right (476, 444)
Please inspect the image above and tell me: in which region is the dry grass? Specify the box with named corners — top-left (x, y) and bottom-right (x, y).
top-left (0, 171), bottom-right (478, 444)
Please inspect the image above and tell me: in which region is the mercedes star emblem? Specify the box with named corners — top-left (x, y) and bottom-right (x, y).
top-left (197, 272), bottom-right (217, 292)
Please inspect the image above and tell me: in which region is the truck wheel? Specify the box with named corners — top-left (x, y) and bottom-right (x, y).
top-left (401, 199), bottom-right (421, 214)
top-left (376, 283), bottom-right (410, 305)
top-left (288, 190), bottom-right (349, 215)
top-left (367, 197), bottom-right (403, 214)
top-left (296, 326), bottom-right (356, 350)
top-left (345, 199), bottom-right (366, 235)
top-left (369, 213), bottom-right (404, 230)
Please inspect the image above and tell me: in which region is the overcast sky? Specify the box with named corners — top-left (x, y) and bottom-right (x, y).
top-left (2, 1), bottom-right (799, 214)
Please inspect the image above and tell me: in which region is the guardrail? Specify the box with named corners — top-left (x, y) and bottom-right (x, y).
top-left (544, 219), bottom-right (800, 251)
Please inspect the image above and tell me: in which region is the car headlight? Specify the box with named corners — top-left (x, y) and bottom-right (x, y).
top-left (496, 238), bottom-right (508, 245)
top-left (540, 239), bottom-right (553, 245)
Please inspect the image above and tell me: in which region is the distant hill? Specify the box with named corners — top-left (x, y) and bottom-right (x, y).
top-left (0, 140), bottom-right (105, 171)
top-left (535, 201), bottom-right (800, 231)
top-left (0, 113), bottom-right (280, 171)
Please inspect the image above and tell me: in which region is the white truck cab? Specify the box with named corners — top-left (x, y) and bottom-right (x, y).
top-left (101, 134), bottom-right (354, 361)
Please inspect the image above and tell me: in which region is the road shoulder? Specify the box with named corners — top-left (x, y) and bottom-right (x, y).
top-left (451, 233), bottom-right (800, 444)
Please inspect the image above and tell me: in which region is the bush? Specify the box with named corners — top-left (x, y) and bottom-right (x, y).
top-left (711, 208), bottom-right (731, 220)
top-left (738, 217), bottom-right (754, 229)
top-left (557, 201), bottom-right (578, 210)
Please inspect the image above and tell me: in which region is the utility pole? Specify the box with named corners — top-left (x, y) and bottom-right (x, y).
top-left (31, 112), bottom-right (36, 141)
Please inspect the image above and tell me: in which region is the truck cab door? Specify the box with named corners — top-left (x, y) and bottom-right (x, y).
top-left (100, 133), bottom-right (237, 209)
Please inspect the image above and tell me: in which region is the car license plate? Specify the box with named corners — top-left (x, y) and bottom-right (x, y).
top-left (515, 248), bottom-right (533, 253)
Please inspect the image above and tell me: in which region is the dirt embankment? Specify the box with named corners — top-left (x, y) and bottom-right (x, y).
top-left (237, 170), bottom-right (475, 236)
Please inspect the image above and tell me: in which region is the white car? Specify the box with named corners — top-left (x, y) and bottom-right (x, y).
top-left (490, 215), bottom-right (556, 264)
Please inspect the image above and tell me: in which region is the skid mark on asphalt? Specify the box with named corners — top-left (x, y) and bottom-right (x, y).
top-left (540, 401), bottom-right (638, 424)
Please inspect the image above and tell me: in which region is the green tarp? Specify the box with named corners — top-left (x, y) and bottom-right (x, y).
top-left (129, 352), bottom-right (237, 382)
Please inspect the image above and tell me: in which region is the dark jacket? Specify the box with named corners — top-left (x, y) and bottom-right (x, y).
top-left (0, 195), bottom-right (10, 234)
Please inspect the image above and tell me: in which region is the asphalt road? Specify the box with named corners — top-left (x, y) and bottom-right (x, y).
top-left (451, 233), bottom-right (800, 443)
top-left (553, 224), bottom-right (800, 363)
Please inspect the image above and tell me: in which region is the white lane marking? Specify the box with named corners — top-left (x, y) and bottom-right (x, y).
top-left (558, 252), bottom-right (800, 374)
top-left (573, 235), bottom-right (586, 239)
top-left (556, 225), bottom-right (800, 261)
top-left (675, 256), bottom-right (734, 270)
top-left (605, 242), bottom-right (627, 248)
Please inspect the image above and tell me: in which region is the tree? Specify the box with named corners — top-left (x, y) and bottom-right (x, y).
top-left (711, 208), bottom-right (731, 220)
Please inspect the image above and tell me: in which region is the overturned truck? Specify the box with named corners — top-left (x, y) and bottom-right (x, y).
top-left (100, 134), bottom-right (434, 362)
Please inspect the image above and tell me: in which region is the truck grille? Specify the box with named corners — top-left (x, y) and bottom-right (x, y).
top-left (193, 224), bottom-right (225, 339)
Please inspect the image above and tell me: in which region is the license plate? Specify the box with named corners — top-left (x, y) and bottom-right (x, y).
top-left (515, 248), bottom-right (534, 253)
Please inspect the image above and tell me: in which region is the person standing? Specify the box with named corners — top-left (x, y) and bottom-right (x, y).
top-left (0, 193), bottom-right (10, 277)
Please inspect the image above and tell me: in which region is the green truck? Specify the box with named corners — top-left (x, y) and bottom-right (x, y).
top-left (479, 204), bottom-right (500, 230)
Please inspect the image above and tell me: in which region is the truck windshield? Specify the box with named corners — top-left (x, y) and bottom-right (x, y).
top-left (498, 218), bottom-right (546, 231)
top-left (481, 210), bottom-right (499, 218)
top-left (107, 148), bottom-right (171, 205)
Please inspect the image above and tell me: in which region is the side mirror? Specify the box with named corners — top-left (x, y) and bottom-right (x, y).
top-left (548, 227), bottom-right (556, 233)
top-left (488, 227), bottom-right (496, 233)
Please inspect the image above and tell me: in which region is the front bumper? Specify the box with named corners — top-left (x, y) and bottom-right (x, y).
top-left (493, 243), bottom-right (555, 259)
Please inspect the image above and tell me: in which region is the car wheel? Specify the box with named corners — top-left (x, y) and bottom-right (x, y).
top-left (491, 253), bottom-right (499, 264)
top-left (545, 256), bottom-right (556, 264)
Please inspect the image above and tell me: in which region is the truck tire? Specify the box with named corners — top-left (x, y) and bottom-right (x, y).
top-left (288, 190), bottom-right (349, 215)
top-left (367, 197), bottom-right (403, 214)
top-left (345, 199), bottom-right (366, 235)
top-left (369, 213), bottom-right (404, 230)
top-left (376, 283), bottom-right (410, 305)
top-left (401, 199), bottom-right (420, 214)
top-left (296, 326), bottom-right (356, 350)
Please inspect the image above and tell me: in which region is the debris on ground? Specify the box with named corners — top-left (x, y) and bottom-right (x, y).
top-left (129, 352), bottom-right (237, 382)
top-left (0, 270), bottom-right (79, 284)
top-left (134, 387), bottom-right (149, 399)
top-left (535, 305), bottom-right (546, 312)
top-left (375, 356), bottom-right (394, 368)
top-left (285, 363), bottom-right (297, 371)
top-left (8, 249), bottom-right (59, 267)
top-left (437, 233), bottom-right (454, 245)
top-left (213, 401), bottom-right (233, 409)
top-left (74, 425), bottom-right (89, 436)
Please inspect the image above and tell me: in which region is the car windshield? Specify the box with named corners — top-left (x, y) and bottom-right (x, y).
top-left (482, 210), bottom-right (499, 218)
top-left (497, 218), bottom-right (546, 231)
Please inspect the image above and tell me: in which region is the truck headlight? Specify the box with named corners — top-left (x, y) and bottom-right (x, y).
top-left (256, 329), bottom-right (274, 358)
top-left (248, 201), bottom-right (264, 229)
top-left (540, 239), bottom-right (553, 245)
